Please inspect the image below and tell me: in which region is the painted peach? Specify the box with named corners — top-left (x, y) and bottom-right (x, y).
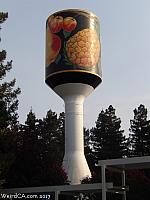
top-left (53, 35), bottom-right (61, 52)
top-left (48, 15), bottom-right (63, 33)
top-left (46, 29), bottom-right (61, 65)
top-left (63, 17), bottom-right (77, 32)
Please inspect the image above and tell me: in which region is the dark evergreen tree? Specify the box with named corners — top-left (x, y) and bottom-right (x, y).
top-left (84, 128), bottom-right (95, 171)
top-left (5, 110), bottom-right (40, 187)
top-left (0, 12), bottom-right (20, 187)
top-left (0, 12), bottom-right (8, 25)
top-left (91, 105), bottom-right (126, 162)
top-left (0, 13), bottom-right (20, 127)
top-left (129, 104), bottom-right (150, 157)
top-left (39, 110), bottom-right (62, 162)
top-left (37, 110), bottom-right (67, 186)
top-left (84, 105), bottom-right (127, 200)
top-left (57, 112), bottom-right (65, 160)
top-left (5, 110), bottom-right (67, 188)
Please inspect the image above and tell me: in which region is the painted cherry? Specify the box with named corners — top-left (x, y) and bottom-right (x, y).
top-left (63, 17), bottom-right (77, 32)
top-left (48, 15), bottom-right (63, 33)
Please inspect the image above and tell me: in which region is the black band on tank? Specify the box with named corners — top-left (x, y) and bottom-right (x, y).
top-left (45, 71), bottom-right (102, 89)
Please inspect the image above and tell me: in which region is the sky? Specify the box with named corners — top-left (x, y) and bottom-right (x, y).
top-left (1, 0), bottom-right (150, 135)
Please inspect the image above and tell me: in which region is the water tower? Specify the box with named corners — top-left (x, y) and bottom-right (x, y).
top-left (45, 9), bottom-right (102, 184)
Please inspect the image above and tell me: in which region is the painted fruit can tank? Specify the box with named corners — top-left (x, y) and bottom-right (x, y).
top-left (45, 9), bottom-right (102, 89)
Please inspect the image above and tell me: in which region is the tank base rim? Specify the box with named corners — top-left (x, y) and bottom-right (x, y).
top-left (45, 71), bottom-right (102, 89)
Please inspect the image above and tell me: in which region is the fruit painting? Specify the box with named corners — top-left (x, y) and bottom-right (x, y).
top-left (46, 29), bottom-right (61, 65)
top-left (48, 16), bottom-right (63, 33)
top-left (63, 17), bottom-right (77, 32)
top-left (46, 9), bottom-right (101, 76)
top-left (66, 29), bottom-right (100, 67)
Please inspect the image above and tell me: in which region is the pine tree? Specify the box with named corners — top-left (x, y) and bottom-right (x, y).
top-left (57, 112), bottom-right (65, 161)
top-left (4, 110), bottom-right (39, 187)
top-left (38, 110), bottom-right (67, 185)
top-left (0, 13), bottom-right (21, 128)
top-left (0, 12), bottom-right (8, 25)
top-left (84, 128), bottom-right (95, 171)
top-left (0, 12), bottom-right (20, 187)
top-left (129, 104), bottom-right (150, 157)
top-left (91, 105), bottom-right (126, 162)
top-left (5, 110), bottom-right (67, 187)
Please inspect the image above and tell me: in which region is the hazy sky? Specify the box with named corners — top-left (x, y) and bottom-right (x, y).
top-left (1, 0), bottom-right (150, 135)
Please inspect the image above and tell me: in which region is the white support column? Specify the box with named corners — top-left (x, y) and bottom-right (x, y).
top-left (101, 165), bottom-right (106, 200)
top-left (122, 170), bottom-right (126, 200)
top-left (54, 83), bottom-right (94, 184)
top-left (55, 191), bottom-right (59, 200)
top-left (62, 95), bottom-right (91, 184)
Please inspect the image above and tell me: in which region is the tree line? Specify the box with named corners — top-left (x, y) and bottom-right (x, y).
top-left (1, 12), bottom-right (150, 200)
